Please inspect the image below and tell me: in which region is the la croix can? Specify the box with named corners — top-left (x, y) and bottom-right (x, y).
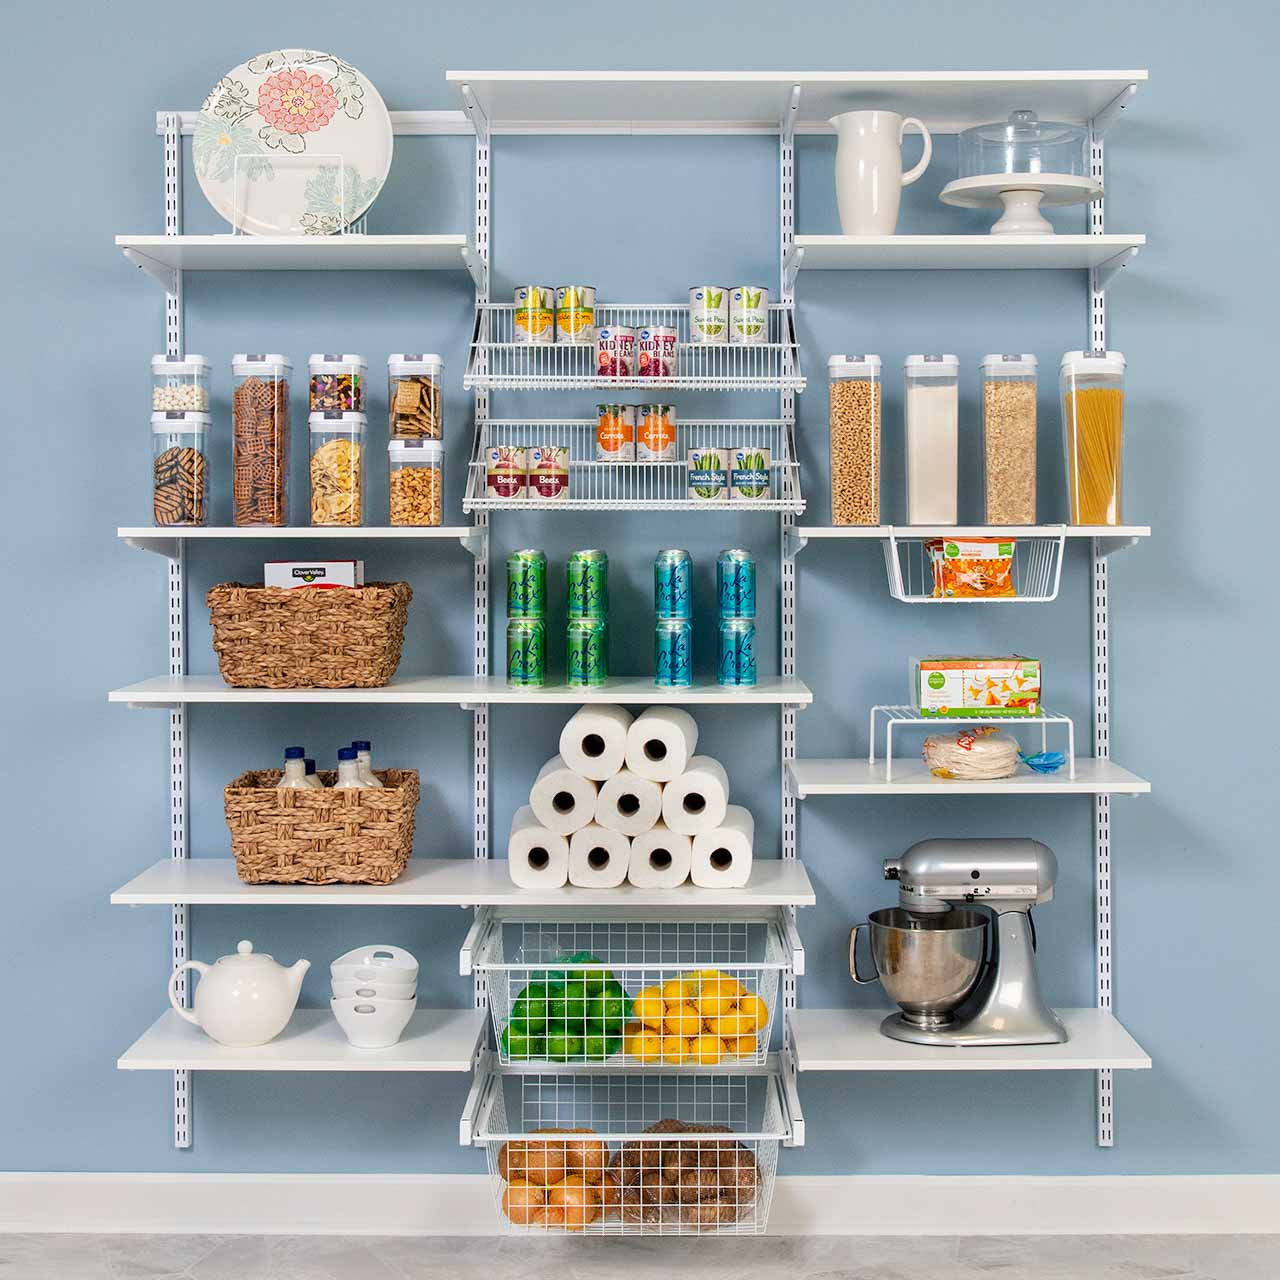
top-left (596, 404), bottom-right (635, 462)
top-left (717, 548), bottom-right (756, 619)
top-left (596, 326), bottom-right (636, 379)
top-left (506, 549), bottom-right (547, 619)
top-left (555, 285), bottom-right (596, 344)
top-left (718, 617), bottom-right (758, 687)
top-left (688, 447), bottom-right (730, 502)
top-left (688, 286), bottom-right (729, 344)
top-left (486, 446), bottom-right (527, 501)
top-left (654, 618), bottom-right (693, 688)
top-left (528, 445), bottom-right (570, 501)
top-left (638, 326), bottom-right (678, 378)
top-left (654, 548), bottom-right (692, 620)
top-left (513, 286), bottom-right (555, 345)
top-left (507, 618), bottom-right (546, 688)
top-left (566, 616), bottom-right (608, 688)
top-left (566, 548), bottom-right (609, 619)
top-left (729, 285), bottom-right (770, 345)
top-left (636, 404), bottom-right (676, 461)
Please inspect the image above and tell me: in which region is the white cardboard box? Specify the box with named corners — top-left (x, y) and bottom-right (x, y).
top-left (264, 560), bottom-right (365, 589)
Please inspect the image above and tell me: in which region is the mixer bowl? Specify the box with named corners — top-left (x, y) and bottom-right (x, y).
top-left (857, 907), bottom-right (988, 1029)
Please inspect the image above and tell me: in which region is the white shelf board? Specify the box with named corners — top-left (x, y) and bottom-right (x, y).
top-left (793, 524), bottom-right (1150, 558)
top-left (119, 526), bottom-right (482, 557)
top-left (789, 758), bottom-right (1150, 798)
top-left (793, 234), bottom-right (1144, 271)
top-left (447, 71), bottom-right (1145, 132)
top-left (111, 857), bottom-right (817, 908)
top-left (119, 1008), bottom-right (486, 1072)
top-left (789, 1008), bottom-right (1150, 1071)
top-left (108, 674), bottom-right (813, 707)
top-left (117, 234), bottom-right (469, 273)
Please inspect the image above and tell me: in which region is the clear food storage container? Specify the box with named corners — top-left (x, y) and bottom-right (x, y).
top-left (152, 354), bottom-right (210, 411)
top-left (152, 411), bottom-right (210, 527)
top-left (309, 410), bottom-right (365, 526)
top-left (309, 353), bottom-right (367, 412)
top-left (904, 354), bottom-right (959, 525)
top-left (981, 353), bottom-right (1037, 525)
top-left (1061, 350), bottom-right (1126, 526)
top-left (828, 354), bottom-right (881, 525)
top-left (232, 353), bottom-right (291, 527)
top-left (388, 438), bottom-right (443, 526)
top-left (387, 354), bottom-right (442, 439)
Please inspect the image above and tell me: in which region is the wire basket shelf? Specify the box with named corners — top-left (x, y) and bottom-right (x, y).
top-left (476, 919), bottom-right (788, 1069)
top-left (478, 1071), bottom-right (787, 1235)
top-left (464, 304), bottom-right (805, 391)
top-left (883, 527), bottom-right (1067, 603)
top-left (464, 419), bottom-right (804, 512)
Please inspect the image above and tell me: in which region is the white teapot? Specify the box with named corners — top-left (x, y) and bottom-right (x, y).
top-left (168, 940), bottom-right (309, 1047)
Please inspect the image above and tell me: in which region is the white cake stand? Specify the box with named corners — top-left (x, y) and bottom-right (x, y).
top-left (939, 173), bottom-right (1103, 235)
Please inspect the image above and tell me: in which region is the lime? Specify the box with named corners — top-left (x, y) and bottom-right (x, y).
top-left (584, 1032), bottom-right (623, 1060)
top-left (501, 1026), bottom-right (537, 1061)
top-left (552, 979), bottom-right (591, 1026)
top-left (510, 993), bottom-right (548, 1035)
top-left (545, 1031), bottom-right (583, 1061)
top-left (587, 992), bottom-right (628, 1031)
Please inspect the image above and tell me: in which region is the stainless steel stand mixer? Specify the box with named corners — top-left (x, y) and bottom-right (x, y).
top-left (850, 837), bottom-right (1068, 1047)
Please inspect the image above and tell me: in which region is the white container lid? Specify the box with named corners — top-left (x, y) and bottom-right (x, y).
top-left (232, 353), bottom-right (291, 376)
top-left (388, 353), bottom-right (443, 376)
top-left (388, 439), bottom-right (444, 461)
top-left (981, 353), bottom-right (1038, 375)
top-left (904, 354), bottom-right (959, 375)
top-left (151, 410), bottom-right (211, 432)
top-left (1061, 350), bottom-right (1126, 376)
top-left (309, 353), bottom-right (368, 372)
top-left (151, 354), bottom-right (210, 374)
top-left (309, 411), bottom-right (367, 432)
top-left (828, 354), bottom-right (882, 377)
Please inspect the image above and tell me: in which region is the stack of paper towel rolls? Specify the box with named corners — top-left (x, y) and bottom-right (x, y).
top-left (508, 705), bottom-right (755, 891)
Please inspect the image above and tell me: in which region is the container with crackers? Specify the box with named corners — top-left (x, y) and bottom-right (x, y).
top-left (152, 411), bottom-right (210, 527)
top-left (387, 353), bottom-right (443, 439)
top-left (309, 411), bottom-right (366, 527)
top-left (232, 354), bottom-right (291, 527)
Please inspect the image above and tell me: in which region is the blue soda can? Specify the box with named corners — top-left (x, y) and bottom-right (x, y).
top-left (717, 548), bottom-right (756, 619)
top-left (654, 548), bottom-right (693, 620)
top-left (718, 617), bottom-right (758, 687)
top-left (654, 619), bottom-right (693, 687)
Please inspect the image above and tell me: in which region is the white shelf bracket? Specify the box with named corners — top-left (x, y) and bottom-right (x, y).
top-left (460, 83), bottom-right (490, 140)
top-left (460, 245), bottom-right (487, 296)
top-left (1092, 84), bottom-right (1139, 137)
top-left (1093, 246), bottom-right (1139, 293)
top-left (122, 248), bottom-right (179, 295)
top-left (783, 245), bottom-right (805, 295)
top-left (781, 84), bottom-right (800, 147)
top-left (123, 534), bottom-right (178, 559)
top-left (459, 525), bottom-right (488, 558)
top-left (782, 524), bottom-right (808, 559)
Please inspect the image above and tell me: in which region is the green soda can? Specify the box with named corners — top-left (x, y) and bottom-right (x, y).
top-left (506, 618), bottom-right (546, 687)
top-left (506, 549), bottom-right (547, 619)
top-left (566, 548), bottom-right (609, 619)
top-left (566, 617), bottom-right (608, 687)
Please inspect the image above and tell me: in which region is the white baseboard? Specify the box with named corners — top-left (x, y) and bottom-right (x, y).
top-left (1, 1173), bottom-right (1277, 1236)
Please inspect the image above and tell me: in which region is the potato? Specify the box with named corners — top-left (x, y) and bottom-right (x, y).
top-left (548, 1174), bottom-right (601, 1230)
top-left (501, 1178), bottom-right (546, 1225)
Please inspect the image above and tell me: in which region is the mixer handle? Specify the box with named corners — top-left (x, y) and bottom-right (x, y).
top-left (848, 924), bottom-right (880, 985)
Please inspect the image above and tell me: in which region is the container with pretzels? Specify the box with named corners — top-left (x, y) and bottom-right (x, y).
top-left (232, 354), bottom-right (291, 527)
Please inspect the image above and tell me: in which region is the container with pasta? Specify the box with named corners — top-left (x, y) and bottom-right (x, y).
top-left (1060, 350), bottom-right (1125, 526)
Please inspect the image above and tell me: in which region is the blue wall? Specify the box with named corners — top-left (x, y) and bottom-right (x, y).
top-left (3, 0), bottom-right (1275, 1179)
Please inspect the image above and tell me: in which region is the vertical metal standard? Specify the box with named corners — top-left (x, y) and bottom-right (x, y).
top-left (162, 111), bottom-right (191, 1150)
top-left (1088, 125), bottom-right (1114, 1148)
top-left (778, 88), bottom-right (800, 1046)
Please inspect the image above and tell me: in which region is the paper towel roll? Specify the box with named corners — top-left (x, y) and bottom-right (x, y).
top-left (559, 705), bottom-right (634, 781)
top-left (625, 707), bottom-right (699, 783)
top-left (595, 768), bottom-right (663, 837)
top-left (628, 822), bottom-right (692, 889)
top-left (567, 823), bottom-right (631, 888)
top-left (661, 755), bottom-right (730, 836)
top-left (507, 805), bottom-right (570, 889)
top-left (691, 805), bottom-right (754, 889)
top-left (530, 756), bottom-right (599, 836)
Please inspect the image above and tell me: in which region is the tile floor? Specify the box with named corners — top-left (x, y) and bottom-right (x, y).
top-left (0, 1233), bottom-right (1276, 1280)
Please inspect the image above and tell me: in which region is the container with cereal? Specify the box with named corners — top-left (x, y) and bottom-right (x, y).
top-left (388, 354), bottom-right (442, 439)
top-left (828, 355), bottom-right (881, 525)
top-left (152, 354), bottom-right (210, 411)
top-left (388, 439), bottom-right (443, 526)
top-left (152, 411), bottom-right (209, 527)
top-left (309, 411), bottom-right (365, 526)
top-left (981, 354), bottom-right (1037, 524)
top-left (636, 404), bottom-right (676, 461)
top-left (232, 353), bottom-right (290, 527)
top-left (309, 354), bottom-right (367, 412)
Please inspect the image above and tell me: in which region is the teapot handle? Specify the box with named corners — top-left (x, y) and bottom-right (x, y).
top-left (900, 117), bottom-right (932, 187)
top-left (168, 961), bottom-right (209, 1027)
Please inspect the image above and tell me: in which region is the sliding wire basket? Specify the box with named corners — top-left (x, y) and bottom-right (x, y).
top-left (883, 526), bottom-right (1067, 602)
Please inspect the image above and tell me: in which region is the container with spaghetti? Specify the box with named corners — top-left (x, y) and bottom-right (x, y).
top-left (1060, 350), bottom-right (1125, 526)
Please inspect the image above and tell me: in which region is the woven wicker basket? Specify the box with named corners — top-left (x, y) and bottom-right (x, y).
top-left (206, 582), bottom-right (411, 688)
top-left (225, 768), bottom-right (420, 885)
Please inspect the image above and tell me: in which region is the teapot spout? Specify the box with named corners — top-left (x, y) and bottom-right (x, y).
top-left (287, 958), bottom-right (311, 999)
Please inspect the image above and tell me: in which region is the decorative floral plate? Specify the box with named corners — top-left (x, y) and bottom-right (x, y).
top-left (194, 49), bottom-right (393, 236)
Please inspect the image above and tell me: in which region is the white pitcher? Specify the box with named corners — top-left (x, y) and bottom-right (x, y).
top-left (830, 110), bottom-right (933, 236)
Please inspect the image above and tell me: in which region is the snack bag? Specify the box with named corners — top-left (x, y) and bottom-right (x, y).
top-left (928, 537), bottom-right (1016, 599)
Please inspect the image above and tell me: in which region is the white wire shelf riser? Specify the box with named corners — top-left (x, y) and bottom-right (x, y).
top-left (477, 920), bottom-right (787, 1070)
top-left (465, 419), bottom-right (803, 512)
top-left (482, 1072), bottom-right (785, 1235)
top-left (465, 304), bottom-right (805, 391)
top-left (884, 528), bottom-right (1066, 602)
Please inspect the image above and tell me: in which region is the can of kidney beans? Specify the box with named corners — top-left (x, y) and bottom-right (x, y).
top-left (638, 326), bottom-right (678, 378)
top-left (596, 326), bottom-right (636, 379)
